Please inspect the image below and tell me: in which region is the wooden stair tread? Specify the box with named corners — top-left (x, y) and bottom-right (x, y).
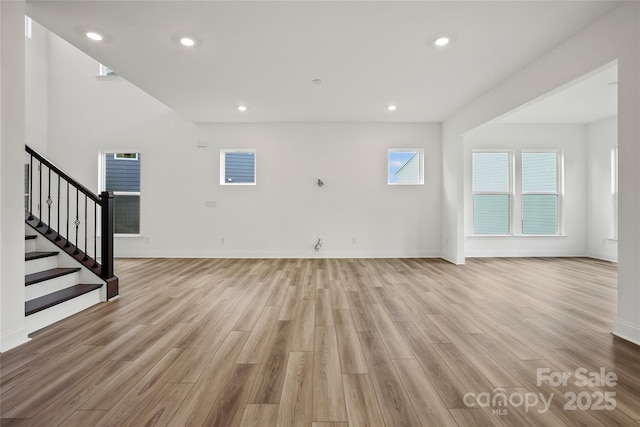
top-left (25, 268), bottom-right (81, 286)
top-left (25, 284), bottom-right (102, 316)
top-left (25, 235), bottom-right (37, 240)
top-left (25, 251), bottom-right (59, 261)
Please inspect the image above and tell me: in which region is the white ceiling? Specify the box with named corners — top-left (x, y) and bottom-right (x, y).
top-left (26, 1), bottom-right (621, 124)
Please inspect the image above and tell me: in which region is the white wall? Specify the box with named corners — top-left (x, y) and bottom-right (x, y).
top-left (42, 32), bottom-right (442, 259)
top-left (25, 19), bottom-right (47, 152)
top-left (587, 116), bottom-right (618, 262)
top-left (464, 123), bottom-right (587, 257)
top-left (0, 0), bottom-right (29, 351)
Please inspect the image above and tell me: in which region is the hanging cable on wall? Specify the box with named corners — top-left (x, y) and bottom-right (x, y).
top-left (315, 238), bottom-right (323, 252)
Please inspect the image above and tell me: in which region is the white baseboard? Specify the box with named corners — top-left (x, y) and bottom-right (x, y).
top-left (613, 318), bottom-right (640, 347)
top-left (0, 327), bottom-right (31, 352)
top-left (114, 250), bottom-right (443, 259)
top-left (587, 252), bottom-right (618, 263)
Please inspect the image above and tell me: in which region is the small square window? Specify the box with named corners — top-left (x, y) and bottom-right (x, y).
top-left (388, 149), bottom-right (424, 185)
top-left (220, 149), bottom-right (256, 185)
top-left (98, 64), bottom-right (117, 77)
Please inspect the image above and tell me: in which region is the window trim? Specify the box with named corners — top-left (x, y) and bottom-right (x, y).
top-left (220, 149), bottom-right (257, 186)
top-left (471, 150), bottom-right (513, 236)
top-left (387, 148), bottom-right (425, 185)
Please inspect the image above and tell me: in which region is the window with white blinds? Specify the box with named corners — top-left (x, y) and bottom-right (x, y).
top-left (472, 152), bottom-right (511, 235)
top-left (521, 152), bottom-right (559, 235)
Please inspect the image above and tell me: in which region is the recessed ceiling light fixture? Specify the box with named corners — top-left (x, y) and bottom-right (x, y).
top-left (434, 36), bottom-right (450, 47)
top-left (237, 105), bottom-right (247, 112)
top-left (387, 105), bottom-right (397, 111)
top-left (86, 31), bottom-right (103, 41)
top-left (180, 37), bottom-right (195, 47)
top-left (312, 78), bottom-right (322, 85)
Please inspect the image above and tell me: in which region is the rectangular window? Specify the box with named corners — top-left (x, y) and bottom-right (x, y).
top-left (472, 152), bottom-right (511, 234)
top-left (220, 149), bottom-right (256, 185)
top-left (100, 152), bottom-right (141, 234)
top-left (521, 152), bottom-right (559, 235)
top-left (388, 149), bottom-right (424, 185)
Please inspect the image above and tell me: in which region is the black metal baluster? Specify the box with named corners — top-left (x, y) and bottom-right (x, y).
top-left (65, 181), bottom-right (71, 247)
top-left (37, 162), bottom-right (43, 227)
top-left (56, 176), bottom-right (61, 241)
top-left (28, 155), bottom-right (34, 220)
top-left (46, 167), bottom-right (52, 234)
top-left (74, 188), bottom-right (80, 254)
top-left (93, 202), bottom-right (98, 268)
top-left (83, 195), bottom-right (89, 261)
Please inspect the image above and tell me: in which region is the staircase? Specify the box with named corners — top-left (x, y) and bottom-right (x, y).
top-left (24, 145), bottom-right (118, 333)
top-left (24, 228), bottom-right (103, 333)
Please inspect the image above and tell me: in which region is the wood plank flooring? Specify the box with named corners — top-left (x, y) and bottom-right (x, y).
top-left (2, 257), bottom-right (639, 426)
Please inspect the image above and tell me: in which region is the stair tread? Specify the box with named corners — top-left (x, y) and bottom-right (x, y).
top-left (25, 284), bottom-right (102, 316)
top-left (25, 251), bottom-right (59, 261)
top-left (25, 267), bottom-right (82, 286)
top-left (25, 235), bottom-right (37, 240)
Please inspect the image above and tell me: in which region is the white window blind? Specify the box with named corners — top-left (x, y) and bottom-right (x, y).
top-left (522, 152), bottom-right (558, 235)
top-left (472, 152), bottom-right (510, 235)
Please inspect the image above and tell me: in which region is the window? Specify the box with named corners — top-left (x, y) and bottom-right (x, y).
top-left (100, 152), bottom-right (141, 234)
top-left (388, 149), bottom-right (424, 185)
top-left (521, 152), bottom-right (559, 235)
top-left (115, 153), bottom-right (138, 160)
top-left (220, 149), bottom-right (256, 185)
top-left (98, 64), bottom-right (117, 77)
top-left (472, 152), bottom-right (511, 235)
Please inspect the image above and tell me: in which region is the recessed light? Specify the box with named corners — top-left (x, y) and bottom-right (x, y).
top-left (312, 78), bottom-right (322, 85)
top-left (238, 105), bottom-right (247, 112)
top-left (86, 32), bottom-right (103, 41)
top-left (434, 36), bottom-right (450, 47)
top-left (180, 37), bottom-right (195, 47)
top-left (387, 105), bottom-right (397, 111)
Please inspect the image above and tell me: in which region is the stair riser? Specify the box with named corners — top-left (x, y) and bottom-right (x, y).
top-left (25, 289), bottom-right (102, 334)
top-left (26, 272), bottom-right (80, 301)
top-left (25, 240), bottom-right (36, 253)
top-left (25, 256), bottom-right (58, 275)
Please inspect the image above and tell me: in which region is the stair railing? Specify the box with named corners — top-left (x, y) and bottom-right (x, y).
top-left (24, 145), bottom-right (118, 299)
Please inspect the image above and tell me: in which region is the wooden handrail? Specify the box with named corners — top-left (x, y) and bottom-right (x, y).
top-left (25, 145), bottom-right (100, 204)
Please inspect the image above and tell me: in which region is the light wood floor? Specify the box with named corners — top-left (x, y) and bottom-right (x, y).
top-left (1, 257), bottom-right (639, 426)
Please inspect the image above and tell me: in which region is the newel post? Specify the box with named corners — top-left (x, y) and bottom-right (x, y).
top-left (100, 191), bottom-right (118, 298)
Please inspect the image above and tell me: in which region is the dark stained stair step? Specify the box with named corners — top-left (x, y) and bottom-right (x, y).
top-left (25, 267), bottom-right (81, 286)
top-left (25, 284), bottom-right (102, 316)
top-left (25, 235), bottom-right (37, 240)
top-left (25, 251), bottom-right (59, 261)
